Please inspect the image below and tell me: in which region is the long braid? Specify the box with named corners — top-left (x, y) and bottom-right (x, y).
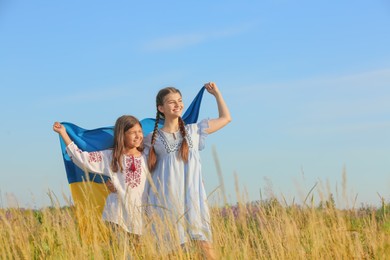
top-left (148, 111), bottom-right (161, 172)
top-left (149, 86), bottom-right (186, 169)
top-left (178, 117), bottom-right (189, 162)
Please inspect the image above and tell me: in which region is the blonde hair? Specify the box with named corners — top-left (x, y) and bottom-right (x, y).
top-left (148, 87), bottom-right (189, 172)
top-left (111, 115), bottom-right (143, 172)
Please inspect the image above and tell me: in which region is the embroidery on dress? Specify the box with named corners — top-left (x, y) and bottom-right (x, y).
top-left (88, 151), bottom-right (102, 163)
top-left (125, 156), bottom-right (142, 188)
top-left (158, 129), bottom-right (193, 153)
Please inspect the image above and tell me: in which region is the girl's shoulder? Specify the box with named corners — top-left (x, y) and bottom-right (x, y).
top-left (100, 149), bottom-right (114, 159)
top-left (186, 119), bottom-right (209, 133)
top-left (144, 132), bottom-right (154, 145)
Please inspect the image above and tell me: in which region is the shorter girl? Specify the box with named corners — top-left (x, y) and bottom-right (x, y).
top-left (53, 115), bottom-right (150, 244)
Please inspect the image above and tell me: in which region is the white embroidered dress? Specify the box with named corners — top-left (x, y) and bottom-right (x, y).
top-left (144, 119), bottom-right (212, 247)
top-left (66, 142), bottom-right (149, 235)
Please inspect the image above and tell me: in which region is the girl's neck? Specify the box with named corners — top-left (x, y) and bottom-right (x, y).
top-left (123, 147), bottom-right (141, 156)
top-left (161, 118), bottom-right (179, 133)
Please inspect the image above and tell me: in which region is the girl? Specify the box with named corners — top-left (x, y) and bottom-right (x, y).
top-left (145, 82), bottom-right (231, 259)
top-left (53, 115), bottom-right (150, 246)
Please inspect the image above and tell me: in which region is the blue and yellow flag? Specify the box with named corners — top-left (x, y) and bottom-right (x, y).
top-left (57, 87), bottom-right (206, 231)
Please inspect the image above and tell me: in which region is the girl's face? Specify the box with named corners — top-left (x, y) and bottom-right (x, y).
top-left (158, 92), bottom-right (184, 118)
top-left (124, 123), bottom-right (143, 149)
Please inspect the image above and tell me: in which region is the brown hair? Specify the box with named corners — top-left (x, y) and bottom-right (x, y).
top-left (111, 115), bottom-right (143, 172)
top-left (148, 87), bottom-right (189, 172)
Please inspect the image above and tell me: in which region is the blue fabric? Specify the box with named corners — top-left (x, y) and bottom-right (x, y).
top-left (59, 87), bottom-right (205, 184)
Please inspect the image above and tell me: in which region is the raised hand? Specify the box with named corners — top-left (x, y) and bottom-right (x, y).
top-left (53, 122), bottom-right (72, 146)
top-left (53, 122), bottom-right (65, 134)
top-left (204, 82), bottom-right (220, 96)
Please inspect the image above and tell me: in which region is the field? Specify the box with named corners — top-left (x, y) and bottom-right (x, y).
top-left (1, 189), bottom-right (390, 259)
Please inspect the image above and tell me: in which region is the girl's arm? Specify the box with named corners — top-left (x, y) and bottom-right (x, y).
top-left (53, 122), bottom-right (108, 175)
top-left (203, 82), bottom-right (232, 134)
top-left (53, 122), bottom-right (72, 146)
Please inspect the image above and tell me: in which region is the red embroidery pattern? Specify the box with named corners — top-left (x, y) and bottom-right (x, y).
top-left (125, 156), bottom-right (142, 188)
top-left (88, 152), bottom-right (102, 163)
top-left (70, 147), bottom-right (83, 159)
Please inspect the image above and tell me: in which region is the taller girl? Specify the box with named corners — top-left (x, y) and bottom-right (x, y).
top-left (145, 82), bottom-right (231, 259)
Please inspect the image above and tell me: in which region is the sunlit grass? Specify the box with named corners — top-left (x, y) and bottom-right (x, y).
top-left (1, 185), bottom-right (390, 259)
top-left (2, 151), bottom-right (390, 259)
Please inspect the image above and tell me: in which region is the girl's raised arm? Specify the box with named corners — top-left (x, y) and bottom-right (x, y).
top-left (53, 122), bottom-right (72, 145)
top-left (204, 82), bottom-right (232, 134)
top-left (53, 121), bottom-right (107, 175)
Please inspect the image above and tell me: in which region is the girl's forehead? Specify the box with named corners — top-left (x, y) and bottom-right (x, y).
top-left (164, 92), bottom-right (182, 102)
top-left (126, 123), bottom-right (142, 132)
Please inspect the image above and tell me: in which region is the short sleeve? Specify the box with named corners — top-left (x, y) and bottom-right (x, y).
top-left (197, 118), bottom-right (209, 151)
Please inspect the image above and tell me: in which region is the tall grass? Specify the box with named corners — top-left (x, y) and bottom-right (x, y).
top-left (2, 150), bottom-right (390, 259)
top-left (1, 187), bottom-right (390, 259)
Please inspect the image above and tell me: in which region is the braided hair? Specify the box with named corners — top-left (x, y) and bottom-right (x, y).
top-left (148, 87), bottom-right (189, 172)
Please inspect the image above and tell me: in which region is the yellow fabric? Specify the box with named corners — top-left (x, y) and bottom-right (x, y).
top-left (69, 182), bottom-right (110, 243)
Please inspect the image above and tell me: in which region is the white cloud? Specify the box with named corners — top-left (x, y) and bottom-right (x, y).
top-left (233, 67), bottom-right (390, 92)
top-left (33, 86), bottom-right (130, 108)
top-left (329, 68), bottom-right (390, 87)
top-left (143, 33), bottom-right (206, 52)
top-left (227, 67), bottom-right (390, 137)
top-left (142, 23), bottom-right (253, 52)
top-left (289, 121), bottom-right (390, 136)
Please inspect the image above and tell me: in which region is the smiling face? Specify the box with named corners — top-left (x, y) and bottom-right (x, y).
top-left (158, 92), bottom-right (184, 119)
top-left (124, 123), bottom-right (143, 149)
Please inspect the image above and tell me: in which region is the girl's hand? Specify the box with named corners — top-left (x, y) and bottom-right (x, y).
top-left (53, 122), bottom-right (65, 134)
top-left (53, 121), bottom-right (72, 145)
top-left (204, 82), bottom-right (220, 96)
top-left (105, 180), bottom-right (117, 193)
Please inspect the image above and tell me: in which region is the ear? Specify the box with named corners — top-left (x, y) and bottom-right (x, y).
top-left (157, 105), bottom-right (164, 114)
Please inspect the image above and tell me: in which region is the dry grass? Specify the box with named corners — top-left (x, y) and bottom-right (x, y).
top-left (2, 152), bottom-right (389, 259)
top-left (1, 189), bottom-right (390, 259)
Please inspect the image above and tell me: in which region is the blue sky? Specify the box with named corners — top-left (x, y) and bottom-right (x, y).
top-left (1, 1), bottom-right (390, 209)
